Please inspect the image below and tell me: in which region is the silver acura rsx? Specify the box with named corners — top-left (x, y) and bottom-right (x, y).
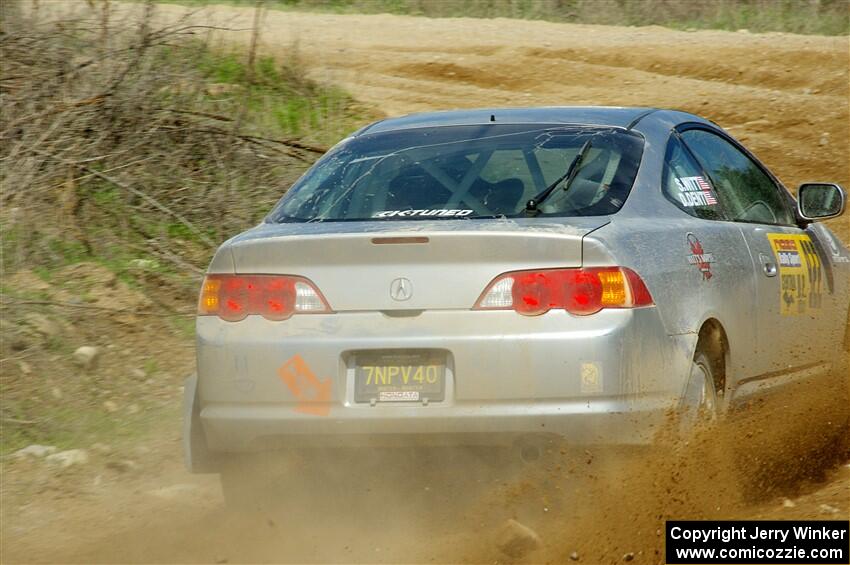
top-left (183, 107), bottom-right (850, 498)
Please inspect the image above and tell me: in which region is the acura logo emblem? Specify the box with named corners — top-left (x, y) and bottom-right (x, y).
top-left (390, 277), bottom-right (413, 301)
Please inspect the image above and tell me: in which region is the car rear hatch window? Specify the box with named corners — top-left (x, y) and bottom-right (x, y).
top-left (269, 124), bottom-right (644, 222)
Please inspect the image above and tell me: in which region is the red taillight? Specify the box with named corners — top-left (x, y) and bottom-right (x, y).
top-left (198, 274), bottom-right (331, 321)
top-left (474, 267), bottom-right (653, 316)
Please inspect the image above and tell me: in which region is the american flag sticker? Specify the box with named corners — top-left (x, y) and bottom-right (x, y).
top-left (696, 176), bottom-right (717, 204)
top-left (675, 176), bottom-right (718, 207)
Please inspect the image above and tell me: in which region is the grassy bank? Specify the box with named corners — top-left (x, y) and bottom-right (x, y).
top-left (0, 1), bottom-right (371, 454)
top-left (166, 0), bottom-right (850, 36)
top-left (0, 3), bottom-right (368, 284)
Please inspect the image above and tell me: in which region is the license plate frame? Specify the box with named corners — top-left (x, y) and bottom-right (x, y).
top-left (354, 349), bottom-right (446, 403)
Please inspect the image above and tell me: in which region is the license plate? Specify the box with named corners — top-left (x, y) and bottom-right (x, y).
top-left (354, 350), bottom-right (445, 403)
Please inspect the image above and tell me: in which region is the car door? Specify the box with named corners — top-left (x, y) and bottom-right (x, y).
top-left (678, 127), bottom-right (831, 390)
top-left (660, 133), bottom-right (761, 386)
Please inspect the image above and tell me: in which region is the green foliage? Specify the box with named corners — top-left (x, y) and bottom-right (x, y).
top-left (46, 239), bottom-right (89, 265)
top-left (170, 314), bottom-right (197, 339)
top-left (0, 400), bottom-right (180, 456)
top-left (196, 49), bottom-right (361, 141)
top-left (200, 51), bottom-right (246, 83)
top-left (43, 334), bottom-right (68, 353)
top-left (0, 7), bottom-right (373, 461)
top-left (166, 222), bottom-right (194, 240)
top-left (1, 18), bottom-right (370, 282)
top-left (167, 0), bottom-right (850, 35)
top-left (143, 359), bottom-right (160, 375)
top-left (33, 267), bottom-right (53, 283)
top-left (91, 184), bottom-right (120, 207)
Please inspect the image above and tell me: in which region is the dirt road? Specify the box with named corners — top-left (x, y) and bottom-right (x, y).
top-left (3, 4), bottom-right (849, 564)
top-left (44, 1), bottom-right (850, 237)
top-left (174, 4), bottom-right (849, 238)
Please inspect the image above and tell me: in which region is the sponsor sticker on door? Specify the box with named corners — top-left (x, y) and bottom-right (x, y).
top-left (767, 234), bottom-right (823, 316)
top-left (686, 233), bottom-right (714, 281)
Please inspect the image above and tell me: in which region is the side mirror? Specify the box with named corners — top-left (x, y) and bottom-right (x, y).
top-left (797, 183), bottom-right (846, 221)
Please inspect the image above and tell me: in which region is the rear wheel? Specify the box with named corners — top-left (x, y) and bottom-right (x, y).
top-left (678, 349), bottom-right (720, 435)
top-left (672, 347), bottom-right (747, 502)
top-left (835, 305), bottom-right (850, 454)
top-left (841, 302), bottom-right (850, 392)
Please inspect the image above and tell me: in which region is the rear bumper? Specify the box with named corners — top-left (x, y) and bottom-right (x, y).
top-left (189, 307), bottom-right (696, 463)
top-left (199, 394), bottom-right (675, 450)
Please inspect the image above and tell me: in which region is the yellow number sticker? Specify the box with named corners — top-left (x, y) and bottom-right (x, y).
top-left (767, 234), bottom-right (823, 316)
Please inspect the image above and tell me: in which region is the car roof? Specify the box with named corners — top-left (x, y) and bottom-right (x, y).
top-left (356, 106), bottom-right (675, 135)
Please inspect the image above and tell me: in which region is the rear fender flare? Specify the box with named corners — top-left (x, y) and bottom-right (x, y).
top-left (183, 374), bottom-right (217, 473)
top-left (690, 316), bottom-right (731, 405)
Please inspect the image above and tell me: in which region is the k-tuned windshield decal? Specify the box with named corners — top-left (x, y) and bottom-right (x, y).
top-left (372, 209), bottom-right (474, 218)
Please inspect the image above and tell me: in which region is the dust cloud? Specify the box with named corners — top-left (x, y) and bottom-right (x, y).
top-left (21, 360), bottom-right (844, 564)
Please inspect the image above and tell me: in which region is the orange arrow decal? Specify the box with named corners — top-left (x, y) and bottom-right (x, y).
top-left (277, 354), bottom-right (331, 417)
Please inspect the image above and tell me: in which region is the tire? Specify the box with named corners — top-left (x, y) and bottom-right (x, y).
top-left (833, 307), bottom-right (850, 455)
top-left (677, 349), bottom-right (720, 436)
top-left (841, 302), bottom-right (850, 395)
top-left (672, 348), bottom-right (749, 502)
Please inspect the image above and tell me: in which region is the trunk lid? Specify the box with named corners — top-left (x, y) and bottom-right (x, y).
top-left (224, 218), bottom-right (608, 312)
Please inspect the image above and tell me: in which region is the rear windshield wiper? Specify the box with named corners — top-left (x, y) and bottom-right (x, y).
top-left (525, 139), bottom-right (593, 216)
top-left (270, 215), bottom-right (312, 223)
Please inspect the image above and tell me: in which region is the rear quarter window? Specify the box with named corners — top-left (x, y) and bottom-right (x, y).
top-left (662, 134), bottom-right (727, 221)
top-left (679, 128), bottom-right (795, 226)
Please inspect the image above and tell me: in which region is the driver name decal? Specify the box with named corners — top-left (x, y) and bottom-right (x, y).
top-left (675, 175), bottom-right (718, 207)
top-left (767, 234), bottom-right (823, 316)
